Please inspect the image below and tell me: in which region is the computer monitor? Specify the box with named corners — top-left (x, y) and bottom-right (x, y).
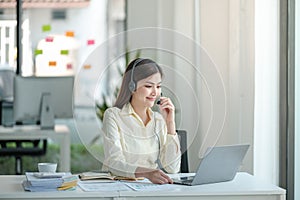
top-left (13, 76), bottom-right (74, 129)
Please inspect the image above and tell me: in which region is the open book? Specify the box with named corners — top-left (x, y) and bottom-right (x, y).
top-left (79, 171), bottom-right (143, 181)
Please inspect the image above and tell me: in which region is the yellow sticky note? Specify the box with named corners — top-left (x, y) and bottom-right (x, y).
top-left (65, 31), bottom-right (74, 37)
top-left (83, 65), bottom-right (91, 69)
top-left (49, 61), bottom-right (57, 67)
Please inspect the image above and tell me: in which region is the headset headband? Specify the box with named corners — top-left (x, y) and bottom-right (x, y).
top-left (128, 58), bottom-right (144, 92)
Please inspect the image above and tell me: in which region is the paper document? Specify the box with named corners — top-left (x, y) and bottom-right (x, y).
top-left (78, 181), bottom-right (130, 192)
top-left (124, 182), bottom-right (175, 191)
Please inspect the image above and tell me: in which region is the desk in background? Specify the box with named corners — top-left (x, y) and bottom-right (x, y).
top-left (0, 173), bottom-right (285, 200)
top-left (0, 125), bottom-right (70, 172)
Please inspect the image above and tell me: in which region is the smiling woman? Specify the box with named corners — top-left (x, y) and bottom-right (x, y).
top-left (101, 58), bottom-right (181, 184)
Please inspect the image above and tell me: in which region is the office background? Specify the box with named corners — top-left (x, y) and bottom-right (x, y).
top-left (0, 0), bottom-right (298, 199)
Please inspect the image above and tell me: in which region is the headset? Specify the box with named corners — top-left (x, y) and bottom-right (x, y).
top-left (128, 58), bottom-right (144, 92)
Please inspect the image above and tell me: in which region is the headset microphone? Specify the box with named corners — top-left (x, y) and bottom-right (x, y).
top-left (156, 93), bottom-right (162, 105)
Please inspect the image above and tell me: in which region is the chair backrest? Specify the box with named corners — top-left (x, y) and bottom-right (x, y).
top-left (0, 67), bottom-right (15, 125)
top-left (0, 66), bottom-right (15, 102)
top-left (177, 130), bottom-right (189, 173)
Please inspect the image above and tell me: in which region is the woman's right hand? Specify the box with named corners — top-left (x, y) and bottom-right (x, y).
top-left (135, 167), bottom-right (173, 184)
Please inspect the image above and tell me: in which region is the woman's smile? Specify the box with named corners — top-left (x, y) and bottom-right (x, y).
top-left (146, 97), bottom-right (156, 102)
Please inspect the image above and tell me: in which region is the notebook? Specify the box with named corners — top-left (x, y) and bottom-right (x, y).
top-left (173, 144), bottom-right (250, 186)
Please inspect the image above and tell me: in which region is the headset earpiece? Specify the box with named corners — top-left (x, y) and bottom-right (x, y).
top-left (129, 58), bottom-right (143, 92)
top-left (128, 81), bottom-right (136, 93)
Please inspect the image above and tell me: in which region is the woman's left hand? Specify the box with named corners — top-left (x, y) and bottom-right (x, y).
top-left (159, 97), bottom-right (176, 135)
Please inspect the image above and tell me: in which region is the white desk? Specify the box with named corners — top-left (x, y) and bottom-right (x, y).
top-left (0, 125), bottom-right (70, 172)
top-left (0, 173), bottom-right (286, 200)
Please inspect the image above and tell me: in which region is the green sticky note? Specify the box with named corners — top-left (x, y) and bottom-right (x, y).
top-left (42, 24), bottom-right (51, 32)
top-left (35, 49), bottom-right (43, 55)
top-left (60, 50), bottom-right (69, 55)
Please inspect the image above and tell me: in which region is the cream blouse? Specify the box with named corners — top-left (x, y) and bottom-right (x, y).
top-left (102, 103), bottom-right (181, 178)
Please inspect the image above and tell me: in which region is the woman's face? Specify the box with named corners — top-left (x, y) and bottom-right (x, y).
top-left (131, 72), bottom-right (162, 108)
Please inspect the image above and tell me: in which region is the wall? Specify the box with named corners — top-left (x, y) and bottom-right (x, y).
top-left (199, 0), bottom-right (254, 174)
top-left (254, 0), bottom-right (280, 184)
top-left (126, 0), bottom-right (255, 173)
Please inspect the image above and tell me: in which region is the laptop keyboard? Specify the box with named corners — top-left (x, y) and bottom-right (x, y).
top-left (182, 179), bottom-right (193, 184)
top-left (173, 176), bottom-right (195, 185)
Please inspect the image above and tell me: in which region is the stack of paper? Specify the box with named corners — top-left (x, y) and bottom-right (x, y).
top-left (22, 172), bottom-right (79, 192)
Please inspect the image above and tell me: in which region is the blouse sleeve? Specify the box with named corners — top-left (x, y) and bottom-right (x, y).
top-left (158, 119), bottom-right (181, 173)
top-left (102, 109), bottom-right (137, 178)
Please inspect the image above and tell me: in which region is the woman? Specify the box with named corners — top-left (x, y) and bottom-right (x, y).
top-left (102, 58), bottom-right (181, 184)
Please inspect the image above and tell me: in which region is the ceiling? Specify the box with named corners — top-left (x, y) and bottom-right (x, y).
top-left (0, 0), bottom-right (90, 8)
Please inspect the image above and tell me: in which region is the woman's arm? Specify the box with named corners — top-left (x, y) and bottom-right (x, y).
top-left (158, 97), bottom-right (181, 173)
top-left (158, 97), bottom-right (176, 134)
top-left (102, 109), bottom-right (137, 178)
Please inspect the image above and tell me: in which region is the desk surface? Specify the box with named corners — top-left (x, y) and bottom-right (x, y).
top-left (0, 124), bottom-right (70, 172)
top-left (0, 124), bottom-right (69, 137)
top-left (0, 173), bottom-right (286, 200)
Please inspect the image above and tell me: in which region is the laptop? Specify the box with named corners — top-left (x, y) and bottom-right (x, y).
top-left (173, 144), bottom-right (250, 186)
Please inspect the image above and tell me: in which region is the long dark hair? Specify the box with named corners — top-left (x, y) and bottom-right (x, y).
top-left (114, 58), bottom-right (164, 109)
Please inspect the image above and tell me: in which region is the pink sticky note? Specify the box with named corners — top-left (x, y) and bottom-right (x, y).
top-left (66, 63), bottom-right (73, 70)
top-left (46, 36), bottom-right (54, 42)
top-left (87, 39), bottom-right (95, 45)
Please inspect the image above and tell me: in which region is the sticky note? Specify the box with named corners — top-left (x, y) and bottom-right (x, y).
top-left (83, 65), bottom-right (91, 69)
top-left (60, 50), bottom-right (69, 55)
top-left (45, 36), bottom-right (54, 42)
top-left (66, 63), bottom-right (73, 70)
top-left (35, 49), bottom-right (43, 55)
top-left (87, 39), bottom-right (95, 45)
top-left (42, 25), bottom-right (51, 32)
top-left (49, 61), bottom-right (57, 67)
top-left (65, 31), bottom-right (74, 37)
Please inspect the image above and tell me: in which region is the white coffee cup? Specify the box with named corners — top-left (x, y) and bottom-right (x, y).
top-left (38, 163), bottom-right (57, 173)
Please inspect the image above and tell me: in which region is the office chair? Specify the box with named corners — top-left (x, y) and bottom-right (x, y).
top-left (0, 67), bottom-right (47, 175)
top-left (0, 66), bottom-right (14, 124)
top-left (177, 130), bottom-right (189, 173)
